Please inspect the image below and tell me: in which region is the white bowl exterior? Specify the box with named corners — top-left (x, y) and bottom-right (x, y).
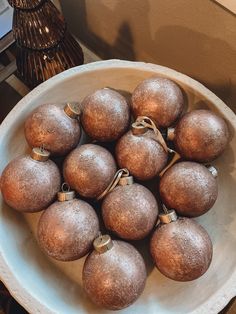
top-left (0, 60), bottom-right (235, 314)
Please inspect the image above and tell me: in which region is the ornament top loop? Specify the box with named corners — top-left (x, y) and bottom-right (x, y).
top-left (135, 116), bottom-right (181, 176)
top-left (159, 205), bottom-right (178, 224)
top-left (30, 147), bottom-right (50, 162)
top-left (205, 165), bottom-right (218, 178)
top-left (93, 234), bottom-right (113, 254)
top-left (61, 182), bottom-right (70, 192)
top-left (64, 103), bottom-right (81, 119)
top-left (57, 183), bottom-right (75, 202)
top-left (97, 168), bottom-right (130, 200)
top-left (131, 122), bottom-right (148, 135)
top-left (135, 116), bottom-right (169, 153)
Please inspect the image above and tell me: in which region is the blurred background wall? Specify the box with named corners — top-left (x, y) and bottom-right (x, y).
top-left (61, 0), bottom-right (236, 111)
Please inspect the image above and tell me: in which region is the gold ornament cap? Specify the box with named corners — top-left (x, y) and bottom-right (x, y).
top-left (57, 191), bottom-right (75, 202)
top-left (206, 165), bottom-right (218, 178)
top-left (64, 103), bottom-right (81, 119)
top-left (30, 147), bottom-right (50, 162)
top-left (57, 183), bottom-right (75, 201)
top-left (118, 175), bottom-right (133, 186)
top-left (93, 234), bottom-right (113, 254)
top-left (159, 207), bottom-right (178, 224)
top-left (131, 122), bottom-right (148, 135)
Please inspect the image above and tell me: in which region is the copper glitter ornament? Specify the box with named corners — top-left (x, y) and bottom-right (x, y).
top-left (37, 185), bottom-right (99, 261)
top-left (116, 118), bottom-right (168, 180)
top-left (83, 234), bottom-right (147, 310)
top-left (131, 76), bottom-right (184, 128)
top-left (24, 103), bottom-right (81, 156)
top-left (150, 208), bottom-right (213, 281)
top-left (159, 161), bottom-right (218, 217)
top-left (167, 109), bottom-right (229, 162)
top-left (0, 148), bottom-right (61, 212)
top-left (102, 169), bottom-right (158, 240)
top-left (63, 144), bottom-right (117, 198)
top-left (81, 88), bottom-right (130, 142)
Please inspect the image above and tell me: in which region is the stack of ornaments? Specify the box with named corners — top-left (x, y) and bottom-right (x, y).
top-left (0, 77), bottom-right (230, 310)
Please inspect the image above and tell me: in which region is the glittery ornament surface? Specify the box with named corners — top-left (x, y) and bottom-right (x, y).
top-left (131, 76), bottom-right (184, 128)
top-left (63, 144), bottom-right (117, 198)
top-left (0, 155), bottom-right (61, 212)
top-left (81, 88), bottom-right (130, 142)
top-left (83, 240), bottom-right (146, 310)
top-left (116, 129), bottom-right (168, 180)
top-left (150, 218), bottom-right (213, 281)
top-left (160, 161), bottom-right (218, 217)
top-left (102, 183), bottom-right (158, 240)
top-left (37, 199), bottom-right (99, 261)
top-left (24, 104), bottom-right (81, 156)
top-left (174, 109), bottom-right (229, 162)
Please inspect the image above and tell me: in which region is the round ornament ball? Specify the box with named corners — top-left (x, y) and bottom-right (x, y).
top-left (83, 234), bottom-right (147, 310)
top-left (24, 103), bottom-right (81, 156)
top-left (150, 209), bottom-right (213, 281)
top-left (63, 144), bottom-right (117, 198)
top-left (168, 109), bottom-right (229, 162)
top-left (131, 76), bottom-right (184, 128)
top-left (116, 123), bottom-right (168, 180)
top-left (102, 175), bottom-right (158, 240)
top-left (159, 161), bottom-right (218, 217)
top-left (0, 148), bottom-right (61, 212)
top-left (81, 88), bottom-right (130, 141)
top-left (37, 188), bottom-right (99, 261)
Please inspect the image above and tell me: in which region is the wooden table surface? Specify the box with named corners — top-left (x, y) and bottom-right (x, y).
top-left (0, 40), bottom-right (235, 314)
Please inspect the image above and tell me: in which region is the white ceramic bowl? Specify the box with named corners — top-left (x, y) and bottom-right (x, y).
top-left (0, 60), bottom-right (236, 314)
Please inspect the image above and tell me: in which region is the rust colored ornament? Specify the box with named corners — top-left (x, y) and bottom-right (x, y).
top-left (150, 208), bottom-right (213, 281)
top-left (0, 148), bottom-right (61, 212)
top-left (159, 161), bottom-right (218, 217)
top-left (81, 88), bottom-right (130, 142)
top-left (102, 170), bottom-right (158, 240)
top-left (37, 185), bottom-right (99, 261)
top-left (116, 120), bottom-right (168, 180)
top-left (24, 103), bottom-right (81, 156)
top-left (131, 76), bottom-right (184, 128)
top-left (83, 234), bottom-right (147, 310)
top-left (168, 109), bottom-right (229, 162)
top-left (63, 144), bottom-right (117, 198)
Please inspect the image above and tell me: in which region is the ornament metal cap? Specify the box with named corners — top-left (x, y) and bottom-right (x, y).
top-left (167, 127), bottom-right (175, 141)
top-left (131, 122), bottom-right (148, 135)
top-left (118, 175), bottom-right (134, 186)
top-left (159, 206), bottom-right (178, 224)
top-left (30, 147), bottom-right (50, 162)
top-left (93, 234), bottom-right (113, 254)
top-left (57, 183), bottom-right (75, 201)
top-left (206, 165), bottom-right (218, 178)
top-left (57, 191), bottom-right (75, 202)
top-left (64, 103), bottom-right (81, 119)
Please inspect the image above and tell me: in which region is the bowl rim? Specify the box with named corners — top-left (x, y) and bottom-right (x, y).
top-left (0, 59), bottom-right (235, 314)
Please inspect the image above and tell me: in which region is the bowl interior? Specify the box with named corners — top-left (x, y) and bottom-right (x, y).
top-left (0, 60), bottom-right (236, 314)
